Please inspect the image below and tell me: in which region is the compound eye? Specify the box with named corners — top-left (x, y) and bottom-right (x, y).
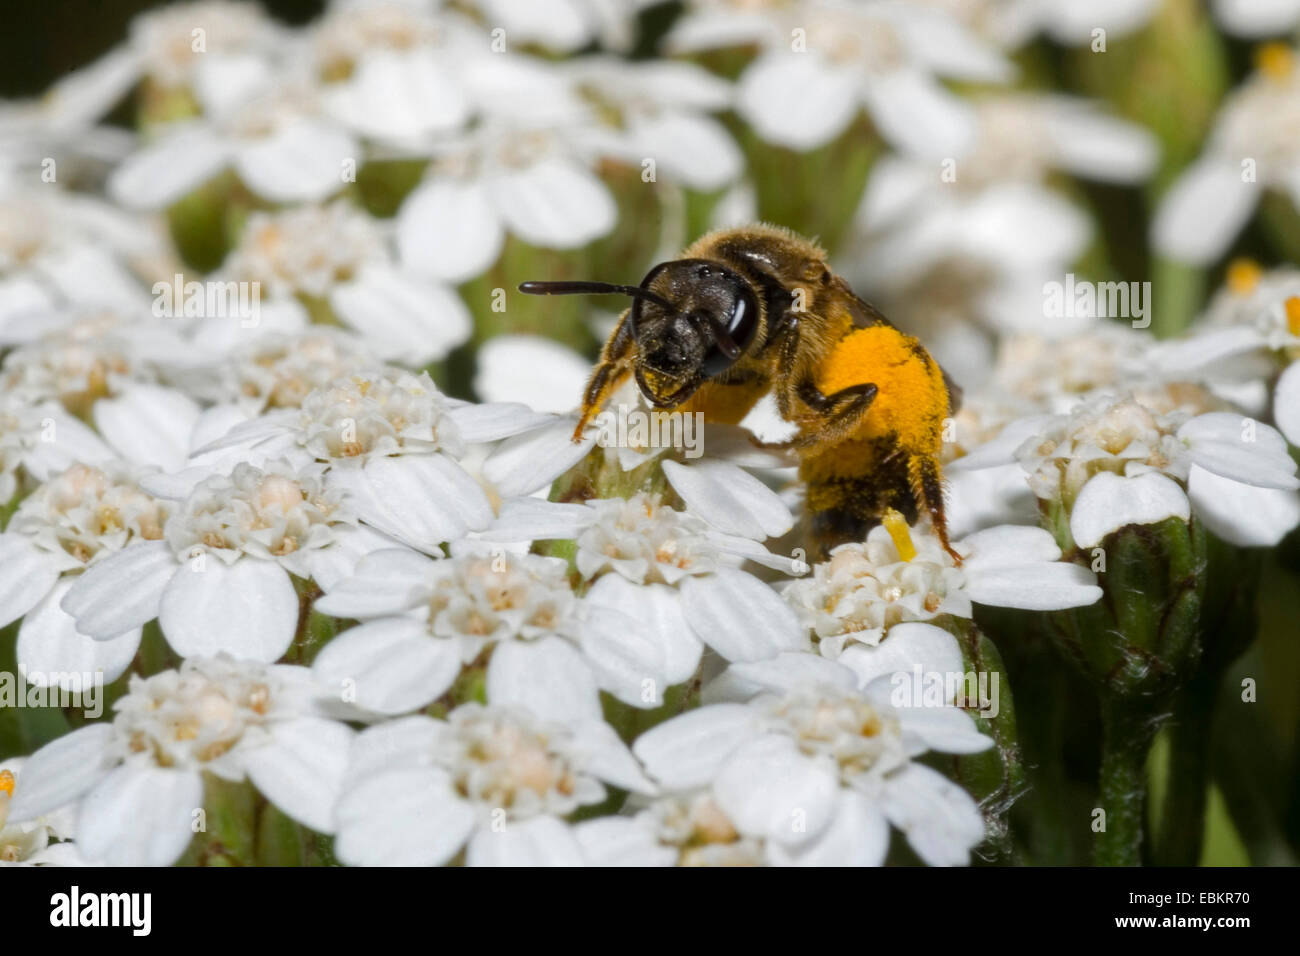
top-left (700, 283), bottom-right (760, 377)
top-left (726, 284), bottom-right (759, 353)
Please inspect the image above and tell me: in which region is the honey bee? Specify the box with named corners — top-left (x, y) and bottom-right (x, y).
top-left (519, 224), bottom-right (962, 562)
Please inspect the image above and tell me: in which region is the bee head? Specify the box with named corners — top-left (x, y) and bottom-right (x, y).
top-left (518, 260), bottom-right (760, 407)
top-left (633, 260), bottom-right (761, 401)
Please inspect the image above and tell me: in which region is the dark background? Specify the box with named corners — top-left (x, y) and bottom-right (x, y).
top-left (0, 0), bottom-right (325, 97)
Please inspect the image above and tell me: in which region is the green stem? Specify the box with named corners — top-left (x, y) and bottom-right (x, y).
top-left (1154, 672), bottom-right (1216, 866)
top-left (1096, 696), bottom-right (1161, 866)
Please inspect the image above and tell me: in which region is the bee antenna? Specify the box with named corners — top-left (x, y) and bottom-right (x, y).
top-left (517, 280), bottom-right (680, 316)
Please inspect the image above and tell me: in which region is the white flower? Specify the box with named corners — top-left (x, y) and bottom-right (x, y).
top-left (109, 78), bottom-right (359, 210)
top-left (0, 393), bottom-right (115, 504)
top-left (1147, 263), bottom-right (1300, 429)
top-left (1152, 44), bottom-right (1300, 265)
top-left (53, 0), bottom-right (285, 126)
top-left (310, 0), bottom-right (475, 144)
top-left (192, 369), bottom-right (520, 553)
top-left (1027, 0), bottom-right (1160, 46)
top-left (0, 179), bottom-right (159, 330)
top-left (1009, 394), bottom-right (1300, 547)
top-left (472, 335), bottom-right (591, 414)
top-left (2, 311), bottom-right (202, 471)
top-left (313, 547), bottom-right (678, 716)
top-left (334, 703), bottom-right (651, 866)
top-left (483, 492), bottom-right (806, 675)
top-left (575, 790), bottom-right (769, 866)
top-left (4, 656), bottom-right (355, 866)
top-left (396, 57), bottom-right (617, 283)
top-left (632, 671), bottom-right (992, 865)
top-left (1213, 0), bottom-right (1300, 38)
top-left (567, 57), bottom-right (743, 192)
top-left (222, 202), bottom-right (471, 364)
top-left (850, 96), bottom-right (1155, 368)
top-left (482, 382), bottom-right (797, 539)
top-left (206, 328), bottom-right (383, 414)
top-left (0, 462), bottom-right (169, 685)
top-left (0, 759), bottom-right (90, 866)
top-left (785, 519), bottom-right (1099, 658)
top-left (668, 0), bottom-right (1011, 155)
top-left (61, 460), bottom-right (376, 661)
top-left (987, 327), bottom-right (1157, 414)
top-left (466, 0), bottom-right (638, 53)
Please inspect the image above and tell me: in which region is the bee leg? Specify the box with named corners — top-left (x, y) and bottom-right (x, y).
top-left (788, 381), bottom-right (878, 448)
top-left (908, 454), bottom-right (962, 565)
top-left (573, 309), bottom-right (635, 442)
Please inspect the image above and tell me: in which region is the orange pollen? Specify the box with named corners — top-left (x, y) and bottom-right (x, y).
top-left (1285, 296), bottom-right (1300, 337)
top-left (0, 769), bottom-right (13, 797)
top-left (1226, 258), bottom-right (1262, 296)
top-left (1256, 43), bottom-right (1295, 81)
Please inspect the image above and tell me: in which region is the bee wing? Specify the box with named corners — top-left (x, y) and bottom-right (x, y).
top-left (941, 366), bottom-right (963, 415)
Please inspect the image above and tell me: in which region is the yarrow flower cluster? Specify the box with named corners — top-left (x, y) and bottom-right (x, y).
top-left (2, 0), bottom-right (1299, 872)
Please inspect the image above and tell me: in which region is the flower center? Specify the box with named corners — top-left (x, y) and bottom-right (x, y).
top-left (165, 462), bottom-right (342, 560)
top-left (298, 370), bottom-right (457, 461)
top-left (1256, 42), bottom-right (1295, 82)
top-left (770, 689), bottom-right (904, 777)
top-left (1227, 258), bottom-right (1263, 296)
top-left (443, 708), bottom-right (589, 820)
top-left (115, 659), bottom-right (277, 769)
top-left (1285, 296), bottom-right (1300, 338)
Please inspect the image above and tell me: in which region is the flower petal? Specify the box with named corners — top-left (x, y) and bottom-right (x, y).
top-left (337, 455), bottom-right (493, 552)
top-left (837, 622), bottom-right (966, 691)
top-left (767, 790), bottom-right (889, 866)
top-left (585, 576), bottom-right (702, 686)
top-left (159, 558), bottom-right (298, 661)
top-left (60, 540), bottom-right (175, 639)
top-left (713, 733), bottom-right (839, 847)
top-left (233, 120), bottom-right (356, 203)
top-left (681, 568), bottom-right (806, 662)
top-left (312, 617), bottom-right (461, 714)
top-left (335, 765), bottom-right (474, 866)
top-left (331, 265), bottom-right (471, 365)
top-left (1152, 156), bottom-right (1259, 265)
top-left (1069, 471), bottom-right (1190, 548)
top-left (78, 766), bottom-right (203, 867)
top-left (575, 817), bottom-right (676, 866)
top-left (663, 459), bottom-right (793, 539)
top-left (482, 419), bottom-right (596, 498)
top-left (0, 535), bottom-right (63, 628)
top-left (1187, 465), bottom-right (1300, 547)
top-left (314, 548), bottom-right (438, 618)
top-left (108, 124), bottom-right (230, 209)
top-left (243, 717), bottom-right (355, 834)
top-left (93, 382), bottom-right (201, 471)
top-left (1273, 361), bottom-right (1300, 447)
top-left (1178, 412), bottom-right (1299, 490)
top-left (5, 724), bottom-right (116, 823)
top-left (880, 762), bottom-right (986, 866)
top-left (467, 814), bottom-right (585, 867)
top-left (737, 51), bottom-right (860, 151)
top-left (632, 703), bottom-right (760, 790)
top-left (16, 579), bottom-right (141, 686)
top-left (486, 636), bottom-right (602, 723)
top-left (398, 178), bottom-right (505, 283)
top-left (492, 158), bottom-right (616, 249)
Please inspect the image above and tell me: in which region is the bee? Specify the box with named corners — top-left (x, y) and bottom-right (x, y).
top-left (519, 223), bottom-right (962, 562)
